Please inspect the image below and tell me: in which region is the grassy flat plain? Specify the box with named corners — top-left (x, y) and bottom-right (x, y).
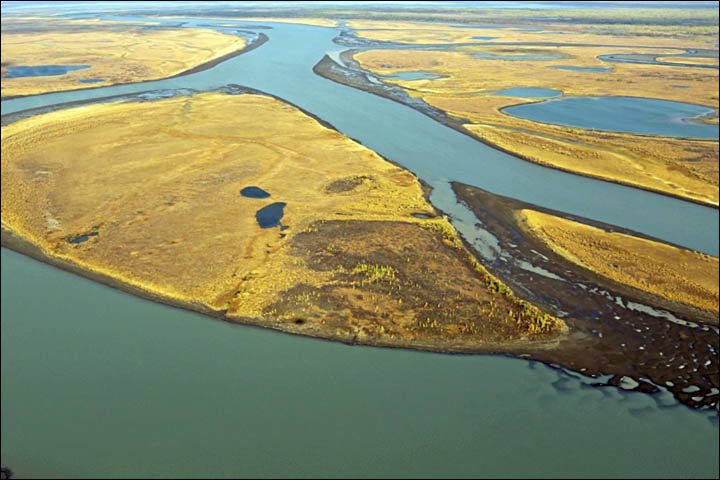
top-left (1, 91), bottom-right (564, 351)
top-left (349, 21), bottom-right (719, 206)
top-left (0, 18), bottom-right (247, 97)
top-left (347, 19), bottom-right (719, 48)
top-left (518, 209), bottom-right (719, 315)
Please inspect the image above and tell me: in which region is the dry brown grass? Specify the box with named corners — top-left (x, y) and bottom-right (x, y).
top-left (517, 209), bottom-right (719, 314)
top-left (1, 24), bottom-right (246, 96)
top-left (1, 91), bottom-right (564, 349)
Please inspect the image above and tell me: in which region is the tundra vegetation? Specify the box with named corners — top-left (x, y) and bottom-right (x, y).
top-left (0, 17), bottom-right (247, 96)
top-left (518, 209), bottom-right (719, 316)
top-left (1, 92), bottom-right (564, 351)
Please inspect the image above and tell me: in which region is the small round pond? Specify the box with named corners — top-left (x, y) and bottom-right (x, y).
top-left (256, 202), bottom-right (286, 228)
top-left (241, 186), bottom-right (271, 199)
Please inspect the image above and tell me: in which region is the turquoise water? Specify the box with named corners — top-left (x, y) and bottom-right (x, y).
top-left (548, 65), bottom-right (610, 73)
top-left (472, 36), bottom-right (497, 40)
top-left (503, 96), bottom-right (719, 140)
top-left (385, 71), bottom-right (443, 81)
top-left (4, 65), bottom-right (90, 78)
top-left (494, 87), bottom-right (561, 98)
top-left (1, 17), bottom-right (719, 478)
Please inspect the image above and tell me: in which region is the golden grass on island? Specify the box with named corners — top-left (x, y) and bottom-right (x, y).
top-left (346, 20), bottom-right (718, 49)
top-left (0, 26), bottom-right (246, 96)
top-left (354, 43), bottom-right (719, 206)
top-left (656, 56), bottom-right (719, 67)
top-left (1, 92), bottom-right (564, 350)
top-left (517, 209), bottom-right (719, 316)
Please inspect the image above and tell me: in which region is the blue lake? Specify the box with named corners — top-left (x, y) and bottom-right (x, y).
top-left (494, 87), bottom-right (562, 98)
top-left (548, 65), bottom-right (610, 73)
top-left (78, 78), bottom-right (105, 84)
top-left (385, 71), bottom-right (443, 81)
top-left (504, 96), bottom-right (719, 139)
top-left (472, 36), bottom-right (497, 40)
top-left (4, 65), bottom-right (90, 78)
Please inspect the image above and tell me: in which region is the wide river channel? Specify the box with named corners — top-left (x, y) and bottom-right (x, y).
top-left (2, 18), bottom-right (718, 478)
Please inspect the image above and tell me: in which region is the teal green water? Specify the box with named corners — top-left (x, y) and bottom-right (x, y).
top-left (2, 17), bottom-right (719, 478)
top-left (2, 249), bottom-right (718, 478)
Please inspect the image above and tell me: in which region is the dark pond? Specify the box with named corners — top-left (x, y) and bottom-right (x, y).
top-left (241, 186), bottom-right (271, 198)
top-left (4, 65), bottom-right (90, 78)
top-left (67, 231), bottom-right (98, 244)
top-left (256, 202), bottom-right (286, 228)
top-left (78, 79), bottom-right (105, 84)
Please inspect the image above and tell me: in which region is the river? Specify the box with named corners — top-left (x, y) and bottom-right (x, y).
top-left (1, 17), bottom-right (718, 478)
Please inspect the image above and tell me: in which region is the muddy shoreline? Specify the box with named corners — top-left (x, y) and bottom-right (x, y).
top-left (452, 182), bottom-right (719, 409)
top-left (313, 50), bottom-right (719, 209)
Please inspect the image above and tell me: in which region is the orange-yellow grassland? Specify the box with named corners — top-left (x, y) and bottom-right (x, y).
top-left (350, 22), bottom-right (719, 206)
top-left (517, 209), bottom-right (719, 316)
top-left (1, 18), bottom-right (247, 96)
top-left (1, 91), bottom-right (565, 352)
